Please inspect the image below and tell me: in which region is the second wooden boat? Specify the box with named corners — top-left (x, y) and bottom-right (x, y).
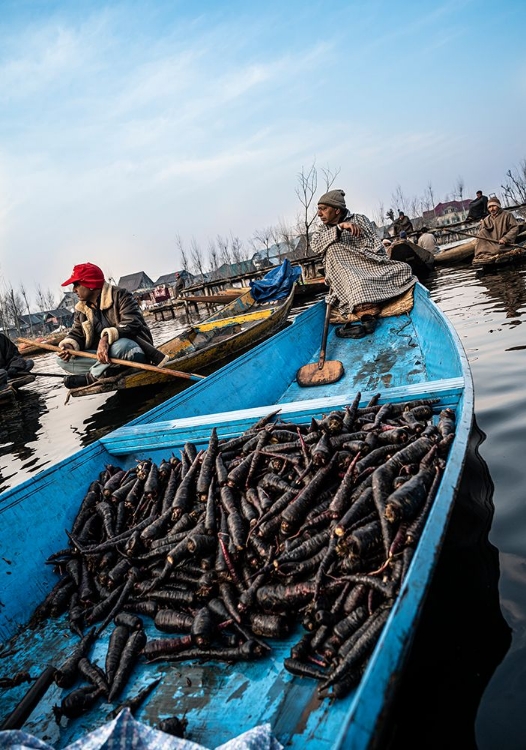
top-left (69, 284), bottom-right (296, 396)
top-left (388, 238), bottom-right (435, 276)
top-left (17, 331), bottom-right (67, 356)
top-left (0, 283), bottom-right (473, 749)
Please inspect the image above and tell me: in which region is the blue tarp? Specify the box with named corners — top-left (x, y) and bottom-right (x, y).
top-left (249, 260), bottom-right (301, 302)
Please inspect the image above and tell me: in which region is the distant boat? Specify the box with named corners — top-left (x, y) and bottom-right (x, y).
top-left (0, 373), bottom-right (36, 404)
top-left (17, 331), bottom-right (67, 356)
top-left (388, 238), bottom-right (435, 277)
top-left (0, 282), bottom-right (473, 749)
top-left (68, 283), bottom-right (297, 397)
top-left (434, 237), bottom-right (476, 265)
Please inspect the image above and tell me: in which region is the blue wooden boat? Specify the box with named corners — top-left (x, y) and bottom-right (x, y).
top-left (0, 282), bottom-right (473, 749)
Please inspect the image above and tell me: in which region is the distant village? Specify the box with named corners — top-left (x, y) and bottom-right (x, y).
top-left (5, 195), bottom-right (525, 342)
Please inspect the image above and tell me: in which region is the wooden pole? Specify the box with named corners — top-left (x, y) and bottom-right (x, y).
top-left (16, 338), bottom-right (205, 382)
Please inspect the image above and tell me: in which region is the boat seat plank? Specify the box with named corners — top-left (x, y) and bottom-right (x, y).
top-left (101, 377), bottom-right (464, 456)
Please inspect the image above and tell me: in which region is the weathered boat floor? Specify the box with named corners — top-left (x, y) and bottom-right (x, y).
top-left (281, 312), bottom-right (426, 404)
top-left (2, 611), bottom-right (347, 749)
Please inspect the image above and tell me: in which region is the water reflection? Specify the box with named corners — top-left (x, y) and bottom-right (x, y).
top-left (475, 267), bottom-right (526, 319)
top-left (0, 390), bottom-right (48, 492)
top-left (385, 420), bottom-right (512, 748)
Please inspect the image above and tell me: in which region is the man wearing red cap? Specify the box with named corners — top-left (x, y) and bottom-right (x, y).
top-left (57, 262), bottom-right (163, 389)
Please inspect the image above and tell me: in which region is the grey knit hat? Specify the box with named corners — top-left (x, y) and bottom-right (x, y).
top-left (318, 189), bottom-right (346, 210)
top-left (487, 196), bottom-right (501, 208)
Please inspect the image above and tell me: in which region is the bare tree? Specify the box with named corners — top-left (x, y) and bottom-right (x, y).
top-left (34, 285), bottom-right (56, 311)
top-left (250, 227), bottom-right (274, 256)
top-left (320, 164), bottom-right (341, 192)
top-left (5, 287), bottom-right (25, 334)
top-left (0, 293), bottom-right (9, 333)
top-left (277, 221), bottom-right (297, 256)
top-left (19, 284), bottom-right (34, 336)
top-left (454, 176), bottom-right (465, 202)
top-left (296, 162), bottom-right (341, 256)
top-left (207, 239), bottom-right (220, 274)
top-left (230, 234), bottom-right (246, 265)
top-left (174, 234), bottom-right (190, 275)
top-left (421, 183), bottom-right (436, 221)
top-left (391, 185), bottom-right (407, 214)
top-left (216, 235), bottom-right (232, 267)
top-left (408, 197), bottom-right (420, 222)
top-left (295, 162), bottom-right (317, 257)
top-left (501, 159), bottom-right (526, 206)
top-left (189, 238), bottom-right (206, 280)
top-left (372, 201), bottom-right (386, 230)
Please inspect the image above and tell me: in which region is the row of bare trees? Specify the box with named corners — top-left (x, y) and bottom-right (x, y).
top-left (2, 158), bottom-right (525, 323)
top-left (174, 157), bottom-right (526, 280)
top-left (174, 162), bottom-right (342, 279)
top-left (0, 281), bottom-right (57, 335)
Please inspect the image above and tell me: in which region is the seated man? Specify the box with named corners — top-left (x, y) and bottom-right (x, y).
top-left (312, 189), bottom-right (416, 331)
top-left (417, 227), bottom-right (439, 254)
top-left (0, 333), bottom-right (34, 385)
top-left (473, 197), bottom-right (519, 262)
top-left (393, 210), bottom-right (413, 237)
top-left (57, 262), bottom-right (164, 388)
top-left (466, 191), bottom-right (489, 222)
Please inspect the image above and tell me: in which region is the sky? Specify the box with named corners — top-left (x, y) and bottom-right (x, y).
top-left (1, 0), bottom-right (525, 306)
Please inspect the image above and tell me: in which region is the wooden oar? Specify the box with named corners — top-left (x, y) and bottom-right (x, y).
top-left (443, 227), bottom-right (526, 251)
top-left (296, 302), bottom-right (344, 387)
top-left (17, 338), bottom-right (205, 382)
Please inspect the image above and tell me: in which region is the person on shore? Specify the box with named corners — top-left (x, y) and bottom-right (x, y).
top-left (393, 210), bottom-right (413, 237)
top-left (174, 272), bottom-right (185, 298)
top-left (57, 262), bottom-right (165, 389)
top-left (312, 190), bottom-right (416, 333)
top-left (417, 227), bottom-right (439, 254)
top-left (473, 197), bottom-right (519, 263)
top-left (0, 333), bottom-right (34, 385)
top-left (466, 191), bottom-right (489, 222)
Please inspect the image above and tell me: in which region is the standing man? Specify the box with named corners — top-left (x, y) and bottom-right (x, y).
top-left (57, 262), bottom-right (165, 389)
top-left (393, 210), bottom-right (414, 237)
top-left (473, 197), bottom-right (519, 263)
top-left (466, 191), bottom-right (489, 222)
top-left (174, 272), bottom-right (185, 298)
top-left (312, 189), bottom-right (416, 331)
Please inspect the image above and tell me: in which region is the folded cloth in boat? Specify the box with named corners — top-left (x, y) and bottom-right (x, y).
top-left (0, 708), bottom-right (284, 749)
top-left (249, 259), bottom-right (302, 302)
top-left (330, 286), bottom-right (414, 324)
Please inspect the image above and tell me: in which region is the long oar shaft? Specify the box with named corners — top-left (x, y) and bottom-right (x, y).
top-left (17, 339), bottom-right (205, 382)
top-left (444, 227), bottom-right (525, 251)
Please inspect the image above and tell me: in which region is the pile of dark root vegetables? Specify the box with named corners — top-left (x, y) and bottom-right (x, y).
top-left (30, 392), bottom-right (456, 731)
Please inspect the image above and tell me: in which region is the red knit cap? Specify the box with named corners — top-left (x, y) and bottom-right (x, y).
top-left (61, 263), bottom-right (105, 289)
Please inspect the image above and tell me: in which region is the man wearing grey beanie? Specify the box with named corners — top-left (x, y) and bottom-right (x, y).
top-left (312, 189), bottom-right (416, 326)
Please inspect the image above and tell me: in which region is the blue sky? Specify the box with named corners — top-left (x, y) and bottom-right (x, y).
top-left (1, 0), bottom-right (525, 303)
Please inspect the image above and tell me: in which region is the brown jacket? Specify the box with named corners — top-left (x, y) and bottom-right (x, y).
top-left (475, 209), bottom-right (519, 258)
top-left (61, 282), bottom-right (160, 363)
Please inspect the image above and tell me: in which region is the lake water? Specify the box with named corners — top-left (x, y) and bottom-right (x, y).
top-left (1, 266), bottom-right (526, 748)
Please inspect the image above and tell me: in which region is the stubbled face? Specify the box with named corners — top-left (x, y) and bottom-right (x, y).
top-left (488, 204), bottom-right (500, 217)
top-left (317, 204), bottom-right (341, 225)
top-left (73, 282), bottom-right (99, 304)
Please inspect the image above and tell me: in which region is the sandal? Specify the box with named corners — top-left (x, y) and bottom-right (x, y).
top-left (360, 314), bottom-right (378, 334)
top-left (335, 322), bottom-right (366, 339)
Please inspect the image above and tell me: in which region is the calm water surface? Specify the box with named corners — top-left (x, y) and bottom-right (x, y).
top-left (1, 267), bottom-right (526, 748)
